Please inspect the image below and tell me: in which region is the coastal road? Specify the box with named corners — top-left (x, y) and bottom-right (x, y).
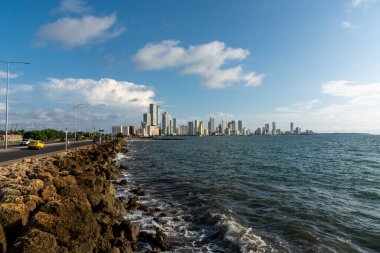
top-left (0, 141), bottom-right (93, 165)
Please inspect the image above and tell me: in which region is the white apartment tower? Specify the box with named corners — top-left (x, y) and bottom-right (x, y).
top-left (272, 121), bottom-right (276, 135)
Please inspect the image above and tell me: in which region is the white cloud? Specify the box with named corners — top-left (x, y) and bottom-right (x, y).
top-left (0, 84), bottom-right (34, 95)
top-left (341, 21), bottom-right (355, 29)
top-left (262, 80), bottom-right (380, 133)
top-left (322, 80), bottom-right (380, 98)
top-left (351, 0), bottom-right (376, 7)
top-left (0, 102), bottom-right (4, 112)
top-left (43, 77), bottom-right (155, 110)
top-left (36, 14), bottom-right (124, 48)
top-left (133, 40), bottom-right (185, 69)
top-left (0, 71), bottom-right (19, 79)
top-left (276, 99), bottom-right (320, 113)
top-left (54, 0), bottom-right (91, 14)
top-left (133, 40), bottom-right (264, 89)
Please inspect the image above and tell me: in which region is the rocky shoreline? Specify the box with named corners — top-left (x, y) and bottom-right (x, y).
top-left (0, 139), bottom-right (170, 253)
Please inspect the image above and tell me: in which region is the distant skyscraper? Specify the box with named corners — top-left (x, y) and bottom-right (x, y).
top-left (238, 120), bottom-right (243, 134)
top-left (199, 122), bottom-right (205, 136)
top-left (231, 120), bottom-right (236, 133)
top-left (161, 112), bottom-right (169, 135)
top-left (290, 122), bottom-right (294, 133)
top-left (194, 120), bottom-right (199, 135)
top-left (209, 117), bottom-right (215, 134)
top-left (149, 104), bottom-right (159, 126)
top-left (188, 121), bottom-right (194, 135)
top-left (173, 118), bottom-right (177, 134)
top-left (265, 124), bottom-right (270, 135)
top-left (143, 113), bottom-right (151, 126)
top-left (221, 119), bottom-right (226, 134)
top-left (272, 121), bottom-right (276, 135)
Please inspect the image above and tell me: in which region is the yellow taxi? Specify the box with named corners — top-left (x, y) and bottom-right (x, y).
top-left (28, 140), bottom-right (45, 150)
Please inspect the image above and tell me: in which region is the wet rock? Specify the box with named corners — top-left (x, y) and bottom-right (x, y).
top-left (155, 228), bottom-right (171, 251)
top-left (126, 196), bottom-right (139, 211)
top-left (131, 186), bottom-right (145, 196)
top-left (137, 229), bottom-right (171, 251)
top-left (117, 178), bottom-right (127, 185)
top-left (119, 164), bottom-right (128, 170)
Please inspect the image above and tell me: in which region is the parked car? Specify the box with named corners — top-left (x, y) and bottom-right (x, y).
top-left (28, 140), bottom-right (45, 150)
top-left (20, 139), bottom-right (32, 145)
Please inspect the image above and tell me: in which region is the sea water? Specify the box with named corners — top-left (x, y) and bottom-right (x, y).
top-left (116, 134), bottom-right (380, 252)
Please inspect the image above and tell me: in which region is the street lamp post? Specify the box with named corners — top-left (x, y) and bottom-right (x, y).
top-left (0, 61), bottom-right (30, 149)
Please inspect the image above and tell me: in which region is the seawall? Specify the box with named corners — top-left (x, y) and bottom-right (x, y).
top-left (0, 139), bottom-right (137, 253)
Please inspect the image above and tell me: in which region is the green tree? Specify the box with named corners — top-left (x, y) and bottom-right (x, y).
top-left (23, 131), bottom-right (48, 141)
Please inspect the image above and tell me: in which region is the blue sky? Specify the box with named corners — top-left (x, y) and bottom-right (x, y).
top-left (1, 0), bottom-right (380, 133)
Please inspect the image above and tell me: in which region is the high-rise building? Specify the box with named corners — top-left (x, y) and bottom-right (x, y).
top-left (122, 126), bottom-right (129, 136)
top-left (199, 122), bottom-right (205, 136)
top-left (209, 117), bottom-right (215, 135)
top-left (231, 120), bottom-right (236, 134)
top-left (143, 112), bottom-right (151, 126)
top-left (272, 121), bottom-right (276, 135)
top-left (221, 119), bottom-right (226, 134)
top-left (173, 118), bottom-right (177, 135)
top-left (112, 126), bottom-right (123, 135)
top-left (188, 121), bottom-right (194, 135)
top-left (179, 125), bottom-right (188, 135)
top-left (161, 112), bottom-right (169, 135)
top-left (149, 104), bottom-right (159, 126)
top-left (194, 120), bottom-right (199, 135)
top-left (265, 124), bottom-right (270, 135)
top-left (238, 120), bottom-right (243, 134)
top-left (290, 122), bottom-right (294, 134)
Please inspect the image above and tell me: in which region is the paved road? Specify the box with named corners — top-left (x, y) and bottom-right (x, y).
top-left (0, 141), bottom-right (93, 165)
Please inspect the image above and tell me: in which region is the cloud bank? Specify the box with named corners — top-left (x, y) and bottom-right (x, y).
top-left (54, 0), bottom-right (91, 14)
top-left (0, 71), bottom-right (19, 79)
top-left (133, 40), bottom-right (264, 89)
top-left (351, 0), bottom-right (376, 7)
top-left (36, 14), bottom-right (124, 48)
top-left (43, 78), bottom-right (155, 109)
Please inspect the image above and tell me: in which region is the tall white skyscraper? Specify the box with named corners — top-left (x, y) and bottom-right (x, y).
top-left (221, 119), bottom-right (226, 134)
top-left (149, 104), bottom-right (159, 126)
top-left (272, 121), bottom-right (276, 135)
top-left (194, 120), bottom-right (199, 135)
top-left (290, 122), bottom-right (294, 134)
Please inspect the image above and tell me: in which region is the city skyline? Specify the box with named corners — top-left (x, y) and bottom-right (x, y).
top-left (112, 103), bottom-right (312, 137)
top-left (1, 1), bottom-right (380, 134)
